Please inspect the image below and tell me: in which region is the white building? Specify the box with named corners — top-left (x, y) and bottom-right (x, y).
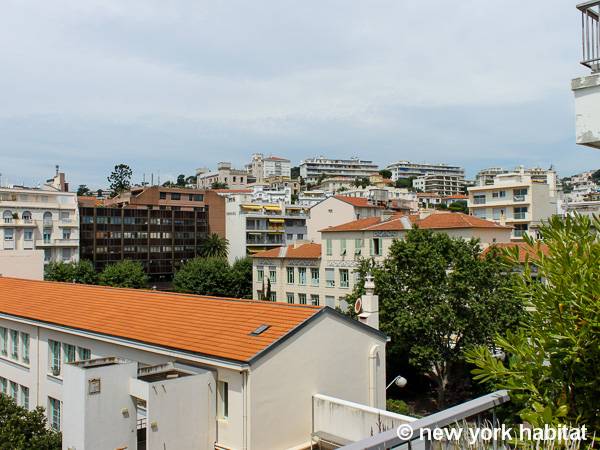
top-left (297, 190), bottom-right (330, 207)
top-left (248, 153), bottom-right (291, 183)
top-left (386, 161), bottom-right (464, 182)
top-left (299, 156), bottom-right (379, 185)
top-left (196, 162), bottom-right (252, 190)
top-left (0, 250), bottom-right (44, 280)
top-left (412, 173), bottom-right (465, 196)
top-left (0, 170), bottom-right (79, 264)
top-left (475, 168), bottom-right (510, 186)
top-left (468, 168), bottom-right (559, 240)
top-left (0, 277), bottom-right (391, 450)
top-left (563, 170), bottom-right (599, 202)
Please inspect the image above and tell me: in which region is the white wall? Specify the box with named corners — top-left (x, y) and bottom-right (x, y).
top-left (0, 250), bottom-right (44, 280)
top-left (307, 197), bottom-right (356, 242)
top-left (573, 73), bottom-right (600, 149)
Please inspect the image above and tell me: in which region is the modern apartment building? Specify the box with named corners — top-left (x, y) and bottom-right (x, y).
top-left (412, 173), bottom-right (465, 196)
top-left (467, 168), bottom-right (559, 240)
top-left (0, 277), bottom-right (391, 450)
top-left (0, 170), bottom-right (79, 264)
top-left (299, 156), bottom-right (379, 184)
top-left (224, 192), bottom-right (309, 263)
top-left (247, 153), bottom-right (291, 183)
top-left (475, 168), bottom-right (509, 186)
top-left (386, 161), bottom-right (465, 181)
top-left (196, 162), bottom-right (253, 189)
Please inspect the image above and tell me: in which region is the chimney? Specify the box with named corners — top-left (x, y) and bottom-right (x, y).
top-left (358, 273), bottom-right (379, 330)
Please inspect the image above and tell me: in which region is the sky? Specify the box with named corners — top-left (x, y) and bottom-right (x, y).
top-left (1, 0), bottom-right (599, 189)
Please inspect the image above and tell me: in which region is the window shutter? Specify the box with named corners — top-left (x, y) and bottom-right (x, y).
top-left (369, 239), bottom-right (374, 256)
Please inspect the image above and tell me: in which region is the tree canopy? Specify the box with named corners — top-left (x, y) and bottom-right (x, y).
top-left (0, 396), bottom-right (61, 449)
top-left (378, 169), bottom-right (392, 179)
top-left (466, 214), bottom-right (600, 430)
top-left (107, 164), bottom-right (132, 197)
top-left (76, 185), bottom-right (91, 196)
top-left (199, 233), bottom-right (229, 259)
top-left (210, 181), bottom-right (228, 189)
top-left (44, 260), bottom-right (97, 284)
top-left (173, 257), bottom-right (252, 298)
top-left (98, 260), bottom-right (148, 289)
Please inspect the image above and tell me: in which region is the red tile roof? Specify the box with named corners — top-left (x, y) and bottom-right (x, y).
top-left (443, 194), bottom-right (468, 200)
top-left (334, 195), bottom-right (383, 208)
top-left (0, 278), bottom-right (322, 363)
top-left (416, 213), bottom-right (510, 230)
top-left (252, 243), bottom-right (321, 259)
top-left (482, 242), bottom-right (550, 263)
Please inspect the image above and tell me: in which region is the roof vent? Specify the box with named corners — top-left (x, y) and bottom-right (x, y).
top-left (249, 324), bottom-right (270, 336)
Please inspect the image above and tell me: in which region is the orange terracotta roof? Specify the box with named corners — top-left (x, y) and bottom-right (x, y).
top-left (320, 216), bottom-right (384, 232)
top-left (443, 194), bottom-right (468, 200)
top-left (0, 278), bottom-right (323, 364)
top-left (334, 195), bottom-right (382, 208)
top-left (482, 242), bottom-right (550, 263)
top-left (416, 213), bottom-right (510, 229)
top-left (252, 243), bottom-right (321, 259)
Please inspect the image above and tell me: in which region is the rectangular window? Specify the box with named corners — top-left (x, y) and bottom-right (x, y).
top-left (77, 347), bottom-right (91, 361)
top-left (20, 386), bottom-right (29, 410)
top-left (514, 223), bottom-right (529, 237)
top-left (10, 330), bottom-right (18, 360)
top-left (340, 239), bottom-right (347, 256)
top-left (24, 230), bottom-right (33, 241)
top-left (268, 267), bottom-right (277, 283)
top-left (48, 340), bottom-right (61, 375)
top-left (0, 328), bottom-right (7, 356)
top-left (286, 292), bottom-right (294, 304)
top-left (61, 248), bottom-right (71, 261)
top-left (298, 267), bottom-right (306, 285)
top-left (62, 230), bottom-right (71, 240)
top-left (473, 194), bottom-right (486, 204)
top-left (43, 229), bottom-right (52, 243)
top-left (492, 208), bottom-right (505, 220)
top-left (340, 269), bottom-right (349, 288)
top-left (370, 238), bottom-right (382, 256)
top-left (171, 193), bottom-right (181, 200)
top-left (492, 191), bottom-right (506, 198)
top-left (49, 397), bottom-right (61, 430)
top-left (298, 293), bottom-right (307, 305)
top-left (310, 268), bottom-right (319, 286)
top-left (63, 343), bottom-right (76, 363)
top-left (256, 267), bottom-right (264, 283)
top-left (0, 378), bottom-right (6, 394)
top-left (217, 381), bottom-right (229, 419)
top-left (10, 381), bottom-right (18, 401)
top-left (286, 267), bottom-right (294, 284)
top-left (4, 229), bottom-right (14, 241)
top-left (193, 194), bottom-right (204, 202)
top-left (326, 239), bottom-right (332, 256)
top-left (310, 294), bottom-right (320, 306)
top-left (21, 333), bottom-right (29, 364)
top-left (325, 268), bottom-right (335, 288)
top-left (354, 239), bottom-right (363, 255)
top-left (159, 192), bottom-right (167, 199)
top-left (513, 206), bottom-right (528, 220)
top-left (269, 292), bottom-right (277, 302)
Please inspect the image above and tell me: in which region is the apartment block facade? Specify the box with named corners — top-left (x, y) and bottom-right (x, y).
top-left (386, 160), bottom-right (465, 181)
top-left (412, 173), bottom-right (465, 196)
top-left (299, 156), bottom-right (379, 184)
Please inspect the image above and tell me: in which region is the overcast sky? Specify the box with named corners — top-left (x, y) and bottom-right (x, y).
top-left (1, 0), bottom-right (599, 188)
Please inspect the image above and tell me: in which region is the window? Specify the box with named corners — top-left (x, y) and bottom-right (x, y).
top-left (159, 192), bottom-right (167, 199)
top-left (492, 208), bottom-right (505, 220)
top-left (20, 386), bottom-right (29, 410)
top-left (256, 267), bottom-right (264, 282)
top-left (370, 238), bottom-right (382, 256)
top-left (340, 269), bottom-right (349, 288)
top-left (492, 191), bottom-right (506, 198)
top-left (514, 206), bottom-right (528, 220)
top-left (49, 397), bottom-right (61, 430)
top-left (61, 248), bottom-right (71, 261)
top-left (21, 333), bottom-right (29, 364)
top-left (310, 268), bottom-right (319, 286)
top-left (473, 194), bottom-right (486, 205)
top-left (171, 193), bottom-right (181, 200)
top-left (43, 211), bottom-right (53, 225)
top-left (325, 268), bottom-right (335, 288)
top-left (48, 340), bottom-right (61, 375)
top-left (10, 382), bottom-right (18, 401)
top-left (43, 229), bottom-right (52, 243)
top-left (0, 327), bottom-right (7, 356)
top-left (297, 233), bottom-right (303, 240)
top-left (326, 239), bottom-right (332, 256)
top-left (268, 267), bottom-right (277, 283)
top-left (78, 347), bottom-right (91, 361)
top-left (63, 343), bottom-right (76, 363)
top-left (0, 378), bottom-right (6, 394)
top-left (298, 267), bottom-right (306, 285)
top-left (269, 291), bottom-right (277, 302)
top-left (60, 211), bottom-right (70, 222)
top-left (10, 330), bottom-right (19, 360)
top-left (286, 267), bottom-right (294, 284)
top-left (193, 194), bottom-right (204, 201)
top-left (513, 188), bottom-right (528, 198)
top-left (354, 239), bottom-right (363, 255)
top-left (298, 293), bottom-right (307, 305)
top-left (22, 211), bottom-right (32, 222)
top-left (514, 223), bottom-right (528, 237)
top-left (217, 381), bottom-right (229, 419)
top-left (3, 210), bottom-right (13, 224)
top-left (340, 239), bottom-right (347, 256)
top-left (62, 230), bottom-right (71, 240)
top-left (310, 294), bottom-right (320, 306)
top-left (286, 293), bottom-right (294, 304)
top-left (4, 229), bottom-right (14, 241)
top-left (24, 230), bottom-right (33, 241)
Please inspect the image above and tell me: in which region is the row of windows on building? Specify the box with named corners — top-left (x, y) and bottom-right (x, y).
top-left (47, 340), bottom-right (91, 376)
top-left (2, 210), bottom-right (72, 224)
top-left (325, 238), bottom-right (384, 257)
top-left (472, 188), bottom-right (529, 204)
top-left (3, 229), bottom-right (72, 242)
top-left (92, 231), bottom-right (201, 240)
top-left (259, 291), bottom-right (323, 305)
top-left (93, 245), bottom-right (199, 254)
top-left (82, 215), bottom-right (203, 225)
top-left (158, 192), bottom-right (204, 201)
top-left (0, 327), bottom-right (30, 364)
top-left (256, 266), bottom-right (353, 289)
top-left (0, 378), bottom-right (29, 411)
top-left (472, 206), bottom-right (529, 221)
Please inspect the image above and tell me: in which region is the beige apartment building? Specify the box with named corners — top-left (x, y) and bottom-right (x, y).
top-left (467, 168), bottom-right (558, 240)
top-left (196, 162), bottom-right (252, 189)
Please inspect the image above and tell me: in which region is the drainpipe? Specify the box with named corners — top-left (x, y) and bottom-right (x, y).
top-left (36, 326), bottom-right (40, 407)
top-left (242, 369), bottom-right (249, 450)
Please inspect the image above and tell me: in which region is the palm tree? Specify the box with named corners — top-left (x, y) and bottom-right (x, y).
top-left (199, 234), bottom-right (229, 258)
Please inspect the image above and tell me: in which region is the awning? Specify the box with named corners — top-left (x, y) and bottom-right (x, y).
top-left (241, 204), bottom-right (262, 210)
top-left (268, 218), bottom-right (285, 223)
top-left (264, 205), bottom-right (281, 211)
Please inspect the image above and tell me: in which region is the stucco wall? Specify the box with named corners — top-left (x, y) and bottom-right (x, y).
top-left (307, 198), bottom-right (356, 242)
top-left (0, 250), bottom-right (44, 280)
top-left (573, 73), bottom-right (600, 149)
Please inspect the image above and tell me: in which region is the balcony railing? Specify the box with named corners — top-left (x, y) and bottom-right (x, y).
top-left (579, 1), bottom-right (600, 72)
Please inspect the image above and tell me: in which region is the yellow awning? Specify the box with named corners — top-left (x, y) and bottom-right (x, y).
top-left (264, 205), bottom-right (281, 211)
top-left (241, 204), bottom-right (262, 210)
top-left (268, 218), bottom-right (285, 223)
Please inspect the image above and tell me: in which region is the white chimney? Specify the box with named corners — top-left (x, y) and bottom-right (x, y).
top-left (358, 273), bottom-right (379, 330)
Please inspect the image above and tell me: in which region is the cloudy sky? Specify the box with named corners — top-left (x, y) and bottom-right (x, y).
top-left (1, 0), bottom-right (598, 188)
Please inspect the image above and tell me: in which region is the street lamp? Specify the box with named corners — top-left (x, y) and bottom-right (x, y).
top-left (386, 375), bottom-right (407, 390)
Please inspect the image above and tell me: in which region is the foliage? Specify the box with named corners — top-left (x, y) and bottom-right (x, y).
top-left (591, 169), bottom-right (600, 184)
top-left (107, 163), bottom-right (132, 197)
top-left (394, 177), bottom-right (415, 190)
top-left (173, 257), bottom-right (251, 298)
top-left (44, 260), bottom-right (97, 284)
top-left (379, 169), bottom-right (392, 179)
top-left (353, 177), bottom-right (371, 189)
top-left (176, 174), bottom-right (187, 187)
top-left (290, 166), bottom-right (300, 179)
top-left (346, 229), bottom-right (522, 408)
top-left (98, 260), bottom-right (148, 288)
top-left (466, 214), bottom-right (600, 430)
top-left (448, 201), bottom-right (468, 214)
top-left (211, 181), bottom-right (228, 189)
top-left (76, 184), bottom-right (91, 196)
top-left (185, 175), bottom-right (197, 185)
top-left (199, 233), bottom-right (229, 258)
top-left (0, 395), bottom-right (61, 449)
top-left (386, 398), bottom-right (411, 416)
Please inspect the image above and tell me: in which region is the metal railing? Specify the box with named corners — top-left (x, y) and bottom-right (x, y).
top-left (579, 1), bottom-right (600, 72)
top-left (339, 390), bottom-right (510, 450)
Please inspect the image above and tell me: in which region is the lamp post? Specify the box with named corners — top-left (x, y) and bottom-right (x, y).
top-left (386, 375), bottom-right (407, 390)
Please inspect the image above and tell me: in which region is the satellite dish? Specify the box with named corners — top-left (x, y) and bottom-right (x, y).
top-left (354, 298), bottom-right (362, 314)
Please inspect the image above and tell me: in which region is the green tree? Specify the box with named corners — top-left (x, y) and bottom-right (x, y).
top-left (210, 181), bottom-right (228, 189)
top-left (76, 184), bottom-right (91, 196)
top-left (172, 257), bottom-right (233, 296)
top-left (291, 166), bottom-right (300, 179)
top-left (591, 168), bottom-right (600, 183)
top-left (466, 214), bottom-right (600, 430)
top-left (0, 395), bottom-right (61, 449)
top-left (44, 261), bottom-right (97, 284)
top-left (176, 174), bottom-right (186, 187)
top-left (185, 175), bottom-right (197, 185)
top-left (394, 177), bottom-right (415, 190)
top-left (353, 177), bottom-right (371, 189)
top-left (348, 229), bottom-right (522, 408)
top-left (199, 233), bottom-right (229, 258)
top-left (448, 201), bottom-right (468, 214)
top-left (107, 164), bottom-right (133, 197)
top-left (379, 169), bottom-right (392, 179)
top-left (98, 260), bottom-right (148, 288)
top-left (228, 257), bottom-right (253, 299)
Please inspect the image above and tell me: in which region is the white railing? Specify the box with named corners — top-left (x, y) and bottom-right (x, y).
top-left (579, 1), bottom-right (600, 72)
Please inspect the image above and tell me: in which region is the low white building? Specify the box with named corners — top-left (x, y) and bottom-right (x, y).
top-left (0, 277), bottom-right (390, 450)
top-left (297, 190), bottom-right (330, 207)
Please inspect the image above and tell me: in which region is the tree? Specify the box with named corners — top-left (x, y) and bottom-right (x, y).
top-left (107, 164), bottom-right (132, 197)
top-left (199, 233), bottom-right (229, 258)
top-left (0, 395), bottom-right (61, 449)
top-left (379, 169), bottom-right (392, 179)
top-left (210, 181), bottom-right (228, 189)
top-left (291, 166), bottom-right (300, 179)
top-left (176, 174), bottom-right (186, 187)
top-left (394, 177), bottom-right (415, 190)
top-left (591, 168), bottom-right (600, 183)
top-left (98, 260), bottom-right (148, 288)
top-left (466, 214), bottom-right (600, 430)
top-left (353, 177), bottom-right (371, 189)
top-left (172, 257), bottom-right (233, 297)
top-left (76, 185), bottom-right (91, 196)
top-left (448, 201), bottom-right (468, 214)
top-left (347, 229), bottom-right (522, 408)
top-left (228, 257), bottom-right (253, 299)
top-left (185, 175), bottom-right (197, 186)
top-left (44, 261), bottom-right (97, 284)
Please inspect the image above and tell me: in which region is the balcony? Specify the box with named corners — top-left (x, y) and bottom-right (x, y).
top-left (36, 238), bottom-right (79, 247)
top-left (0, 218), bottom-right (36, 227)
top-left (573, 1), bottom-right (600, 149)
